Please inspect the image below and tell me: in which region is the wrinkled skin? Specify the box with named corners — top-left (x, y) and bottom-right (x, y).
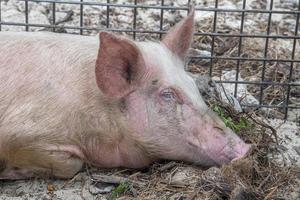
top-left (0, 10), bottom-right (251, 179)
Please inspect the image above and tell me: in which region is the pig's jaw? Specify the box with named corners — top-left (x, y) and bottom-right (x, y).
top-left (185, 133), bottom-right (251, 166)
top-left (86, 136), bottom-right (154, 168)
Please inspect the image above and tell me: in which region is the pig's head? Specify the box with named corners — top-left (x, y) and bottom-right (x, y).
top-left (95, 9), bottom-right (251, 167)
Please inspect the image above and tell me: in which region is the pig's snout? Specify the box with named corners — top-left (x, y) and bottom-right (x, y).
top-left (192, 111), bottom-right (252, 166)
top-left (230, 142), bottom-right (252, 162)
top-left (202, 127), bottom-right (252, 166)
top-left (216, 138), bottom-right (252, 164)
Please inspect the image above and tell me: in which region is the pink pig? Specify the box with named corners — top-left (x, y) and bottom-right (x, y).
top-left (0, 10), bottom-right (251, 179)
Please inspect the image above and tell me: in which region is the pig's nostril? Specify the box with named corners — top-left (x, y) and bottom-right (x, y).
top-left (213, 126), bottom-right (223, 131)
top-left (213, 126), bottom-right (227, 135)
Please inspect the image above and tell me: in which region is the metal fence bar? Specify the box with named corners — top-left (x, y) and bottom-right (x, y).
top-left (0, 0), bottom-right (2, 31)
top-left (52, 1), bottom-right (56, 32)
top-left (159, 0), bottom-right (164, 39)
top-left (106, 0), bottom-right (110, 29)
top-left (198, 32), bottom-right (300, 38)
top-left (240, 104), bottom-right (299, 109)
top-left (214, 80), bottom-right (300, 87)
top-left (2, 20), bottom-right (300, 40)
top-left (191, 56), bottom-right (300, 63)
top-left (191, 32), bottom-right (300, 39)
top-left (17, 0), bottom-right (300, 15)
top-left (233, 0), bottom-right (246, 97)
top-left (259, 0), bottom-right (273, 106)
top-left (284, 2), bottom-right (300, 119)
top-left (25, 0), bottom-right (29, 31)
top-left (133, 0), bottom-right (137, 39)
top-left (80, 0), bottom-right (83, 35)
top-left (209, 0), bottom-right (218, 76)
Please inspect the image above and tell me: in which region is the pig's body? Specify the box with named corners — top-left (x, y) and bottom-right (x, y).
top-left (0, 10), bottom-right (251, 180)
top-left (0, 32), bottom-right (154, 178)
top-left (0, 32), bottom-right (105, 178)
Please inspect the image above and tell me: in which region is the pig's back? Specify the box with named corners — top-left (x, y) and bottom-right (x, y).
top-left (0, 31), bottom-right (99, 82)
top-left (0, 32), bottom-right (100, 135)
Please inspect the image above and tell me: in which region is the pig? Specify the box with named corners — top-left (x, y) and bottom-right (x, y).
top-left (0, 10), bottom-right (251, 180)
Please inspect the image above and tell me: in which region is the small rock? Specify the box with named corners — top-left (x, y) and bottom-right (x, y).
top-left (54, 11), bottom-right (70, 23)
top-left (230, 185), bottom-right (257, 200)
top-left (188, 48), bottom-right (211, 58)
top-left (199, 167), bottom-right (233, 197)
top-left (15, 187), bottom-right (25, 197)
top-left (201, 167), bottom-right (224, 182)
top-left (214, 70), bottom-right (259, 106)
top-left (289, 191), bottom-right (300, 200)
top-left (169, 193), bottom-right (186, 200)
top-left (47, 184), bottom-right (55, 192)
top-left (29, 10), bottom-right (49, 25)
top-left (170, 167), bottom-right (200, 186)
top-left (89, 183), bottom-right (115, 195)
top-left (189, 73), bottom-right (217, 101)
top-left (293, 146), bottom-right (300, 156)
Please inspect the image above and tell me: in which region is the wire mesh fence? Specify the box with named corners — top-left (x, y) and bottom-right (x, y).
top-left (0, 0), bottom-right (299, 120)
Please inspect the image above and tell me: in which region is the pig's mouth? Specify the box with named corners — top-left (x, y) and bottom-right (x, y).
top-left (207, 140), bottom-right (252, 166)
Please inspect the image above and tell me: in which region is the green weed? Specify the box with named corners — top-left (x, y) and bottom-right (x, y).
top-left (108, 181), bottom-right (130, 200)
top-left (212, 105), bottom-right (251, 132)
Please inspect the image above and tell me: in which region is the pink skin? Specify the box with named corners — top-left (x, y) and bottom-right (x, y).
top-left (123, 85), bottom-right (251, 167)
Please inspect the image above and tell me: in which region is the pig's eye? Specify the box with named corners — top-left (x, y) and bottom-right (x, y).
top-left (161, 89), bottom-right (177, 102)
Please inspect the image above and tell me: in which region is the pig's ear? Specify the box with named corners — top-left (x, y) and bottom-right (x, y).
top-left (162, 8), bottom-right (195, 61)
top-left (95, 32), bottom-right (145, 98)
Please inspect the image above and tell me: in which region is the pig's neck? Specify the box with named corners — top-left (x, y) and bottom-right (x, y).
top-left (74, 97), bottom-right (153, 168)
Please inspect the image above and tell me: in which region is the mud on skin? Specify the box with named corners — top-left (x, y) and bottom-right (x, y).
top-left (0, 9), bottom-right (251, 180)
